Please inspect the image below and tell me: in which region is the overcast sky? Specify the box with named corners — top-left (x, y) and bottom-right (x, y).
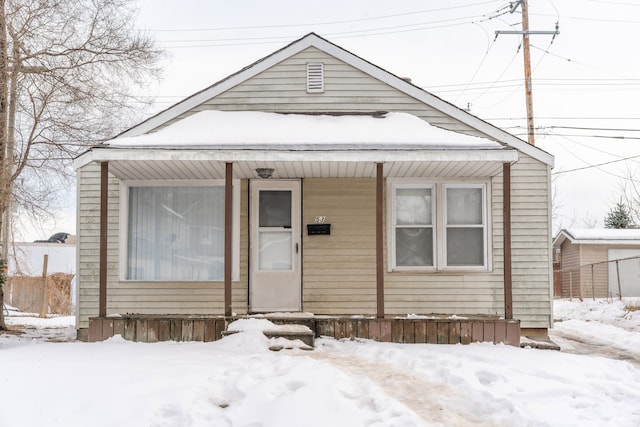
top-left (30, 0), bottom-right (640, 240)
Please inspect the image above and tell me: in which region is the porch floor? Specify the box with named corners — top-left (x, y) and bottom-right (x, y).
top-left (87, 314), bottom-right (520, 346)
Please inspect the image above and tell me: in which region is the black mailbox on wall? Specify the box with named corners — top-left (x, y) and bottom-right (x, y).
top-left (307, 224), bottom-right (331, 235)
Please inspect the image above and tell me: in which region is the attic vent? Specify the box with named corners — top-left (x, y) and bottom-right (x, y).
top-left (306, 63), bottom-right (324, 93)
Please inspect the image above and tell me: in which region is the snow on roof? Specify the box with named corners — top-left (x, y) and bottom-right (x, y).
top-left (107, 111), bottom-right (504, 150)
top-left (554, 228), bottom-right (640, 246)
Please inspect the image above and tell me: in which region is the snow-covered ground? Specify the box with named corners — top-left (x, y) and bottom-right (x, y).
top-left (1, 300), bottom-right (639, 427)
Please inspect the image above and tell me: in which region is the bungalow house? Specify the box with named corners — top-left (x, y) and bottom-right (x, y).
top-left (73, 33), bottom-right (554, 344)
top-left (553, 228), bottom-right (640, 298)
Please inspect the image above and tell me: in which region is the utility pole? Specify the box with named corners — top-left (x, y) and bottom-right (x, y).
top-left (495, 0), bottom-right (559, 145)
top-left (521, 0), bottom-right (534, 146)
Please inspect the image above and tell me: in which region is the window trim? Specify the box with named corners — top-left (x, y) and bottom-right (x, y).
top-left (118, 179), bottom-right (241, 282)
top-left (442, 183), bottom-right (489, 271)
top-left (390, 183), bottom-right (436, 272)
top-left (387, 178), bottom-right (492, 272)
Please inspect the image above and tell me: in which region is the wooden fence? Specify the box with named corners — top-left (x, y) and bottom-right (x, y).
top-left (3, 273), bottom-right (73, 315)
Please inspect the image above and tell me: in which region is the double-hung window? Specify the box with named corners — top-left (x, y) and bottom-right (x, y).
top-left (121, 180), bottom-right (239, 281)
top-left (393, 186), bottom-right (435, 268)
top-left (390, 180), bottom-right (489, 271)
top-left (444, 184), bottom-right (486, 267)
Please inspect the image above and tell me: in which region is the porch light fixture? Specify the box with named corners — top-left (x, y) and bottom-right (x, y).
top-left (255, 168), bottom-right (274, 179)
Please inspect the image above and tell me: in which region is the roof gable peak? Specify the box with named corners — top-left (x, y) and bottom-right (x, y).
top-left (117, 33), bottom-right (553, 166)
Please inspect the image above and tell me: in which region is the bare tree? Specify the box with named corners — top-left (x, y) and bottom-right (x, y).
top-left (0, 0), bottom-right (8, 330)
top-left (0, 0), bottom-right (162, 330)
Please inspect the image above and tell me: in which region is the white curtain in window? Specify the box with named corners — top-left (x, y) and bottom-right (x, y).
top-left (395, 187), bottom-right (433, 266)
top-left (127, 186), bottom-right (225, 281)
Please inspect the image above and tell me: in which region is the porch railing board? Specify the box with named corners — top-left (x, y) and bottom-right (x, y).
top-left (87, 316), bottom-right (520, 346)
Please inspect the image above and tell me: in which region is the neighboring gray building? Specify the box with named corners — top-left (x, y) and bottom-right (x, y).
top-left (554, 228), bottom-right (640, 298)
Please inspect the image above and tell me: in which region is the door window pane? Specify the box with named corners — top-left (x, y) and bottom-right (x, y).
top-left (446, 187), bottom-right (482, 225)
top-left (259, 231), bottom-right (292, 270)
top-left (259, 190), bottom-right (291, 227)
top-left (446, 228), bottom-right (484, 266)
top-left (127, 186), bottom-right (224, 280)
top-left (396, 188), bottom-right (432, 225)
top-left (396, 228), bottom-right (433, 267)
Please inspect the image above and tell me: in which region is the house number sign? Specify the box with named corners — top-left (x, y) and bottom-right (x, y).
top-left (314, 216), bottom-right (327, 223)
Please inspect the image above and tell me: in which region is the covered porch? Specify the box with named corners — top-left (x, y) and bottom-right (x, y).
top-left (75, 111), bottom-right (520, 341)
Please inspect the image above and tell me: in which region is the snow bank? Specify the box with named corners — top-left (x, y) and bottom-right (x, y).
top-left (1, 302), bottom-right (639, 427)
top-left (554, 298), bottom-right (640, 323)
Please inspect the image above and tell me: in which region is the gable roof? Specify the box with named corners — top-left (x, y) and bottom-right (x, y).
top-left (118, 32), bottom-right (553, 167)
top-left (553, 228), bottom-right (640, 246)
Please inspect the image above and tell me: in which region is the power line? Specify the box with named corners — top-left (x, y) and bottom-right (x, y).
top-left (149, 1), bottom-right (502, 32)
top-left (546, 125), bottom-right (640, 132)
top-left (424, 78), bottom-right (640, 93)
top-left (488, 116), bottom-right (640, 120)
top-left (548, 133), bottom-right (640, 166)
top-left (549, 135), bottom-right (640, 180)
top-left (157, 14), bottom-right (490, 47)
top-left (157, 15), bottom-right (483, 43)
top-left (508, 124), bottom-right (640, 132)
top-left (515, 132), bottom-right (640, 140)
top-left (553, 154), bottom-right (640, 176)
top-left (586, 0), bottom-right (640, 6)
top-left (533, 12), bottom-right (640, 24)
top-left (155, 3), bottom-right (520, 49)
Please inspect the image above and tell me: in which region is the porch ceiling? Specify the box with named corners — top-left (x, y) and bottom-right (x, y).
top-left (78, 148), bottom-right (518, 180)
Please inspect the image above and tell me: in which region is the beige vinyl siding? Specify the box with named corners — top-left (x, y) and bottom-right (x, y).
top-left (385, 174), bottom-right (504, 317)
top-left (76, 162), bottom-right (120, 329)
top-left (385, 154), bottom-right (552, 328)
top-left (509, 154), bottom-right (552, 328)
top-left (76, 164), bottom-right (249, 329)
top-left (302, 178), bottom-right (377, 315)
top-left (157, 47), bottom-right (490, 139)
top-left (301, 162), bottom-right (552, 329)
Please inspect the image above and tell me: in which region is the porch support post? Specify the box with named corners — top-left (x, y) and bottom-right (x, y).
top-left (376, 162), bottom-right (384, 318)
top-left (224, 162), bottom-right (233, 317)
top-left (99, 161), bottom-right (108, 317)
top-left (503, 162), bottom-right (513, 319)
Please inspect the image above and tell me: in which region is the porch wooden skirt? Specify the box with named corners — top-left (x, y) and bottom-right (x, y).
top-left (88, 316), bottom-right (520, 346)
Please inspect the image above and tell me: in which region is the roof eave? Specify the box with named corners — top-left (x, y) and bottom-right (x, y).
top-left (74, 146), bottom-right (518, 171)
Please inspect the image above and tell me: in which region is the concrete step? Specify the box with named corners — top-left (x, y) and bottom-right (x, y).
top-left (223, 322), bottom-right (315, 350)
top-left (263, 326), bottom-right (315, 349)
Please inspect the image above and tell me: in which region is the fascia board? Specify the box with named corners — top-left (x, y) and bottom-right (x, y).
top-left (74, 147), bottom-right (518, 165)
top-left (572, 239), bottom-right (640, 246)
top-left (553, 229), bottom-right (640, 246)
top-left (552, 231), bottom-right (570, 247)
top-left (74, 150), bottom-right (96, 171)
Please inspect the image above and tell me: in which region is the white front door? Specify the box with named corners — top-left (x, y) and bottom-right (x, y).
top-left (250, 180), bottom-right (301, 312)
